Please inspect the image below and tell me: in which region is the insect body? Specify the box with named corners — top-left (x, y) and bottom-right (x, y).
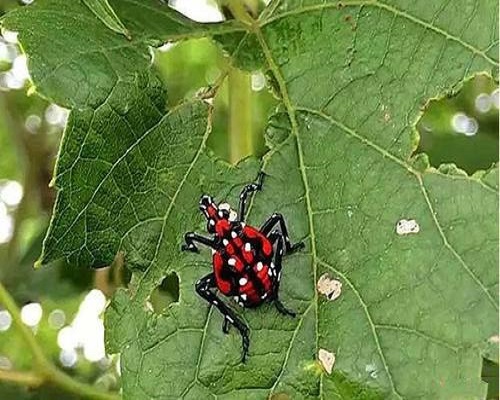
top-left (182, 173), bottom-right (303, 362)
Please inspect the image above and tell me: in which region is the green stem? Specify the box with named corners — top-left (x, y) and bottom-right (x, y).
top-left (44, 365), bottom-right (119, 400)
top-left (0, 282), bottom-right (48, 368)
top-left (0, 369), bottom-right (44, 387)
top-left (0, 281), bottom-right (120, 400)
top-left (228, 67), bottom-right (254, 164)
top-left (225, 0), bottom-right (254, 26)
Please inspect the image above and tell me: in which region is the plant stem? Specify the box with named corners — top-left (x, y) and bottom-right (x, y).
top-left (0, 369), bottom-right (44, 387)
top-left (0, 282), bottom-right (48, 368)
top-left (225, 0), bottom-right (254, 26)
top-left (228, 67), bottom-right (254, 164)
top-left (43, 365), bottom-right (120, 400)
top-left (0, 281), bottom-right (120, 400)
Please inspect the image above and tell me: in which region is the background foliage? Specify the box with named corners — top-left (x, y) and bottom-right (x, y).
top-left (0, 0), bottom-right (498, 399)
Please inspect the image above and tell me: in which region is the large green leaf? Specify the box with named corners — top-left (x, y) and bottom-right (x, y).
top-left (3, 0), bottom-right (498, 399)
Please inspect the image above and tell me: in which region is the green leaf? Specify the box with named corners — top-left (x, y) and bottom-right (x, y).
top-left (4, 1), bottom-right (499, 399)
top-left (82, 0), bottom-right (131, 39)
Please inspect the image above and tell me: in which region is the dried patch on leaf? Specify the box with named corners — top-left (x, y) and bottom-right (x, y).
top-left (318, 348), bottom-right (335, 374)
top-left (396, 219), bottom-right (420, 235)
top-left (317, 273), bottom-right (342, 301)
top-left (488, 335), bottom-right (499, 343)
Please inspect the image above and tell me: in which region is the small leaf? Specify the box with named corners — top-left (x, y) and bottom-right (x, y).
top-left (82, 0), bottom-right (131, 39)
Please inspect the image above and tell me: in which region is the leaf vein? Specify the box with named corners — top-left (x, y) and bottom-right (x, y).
top-left (261, 0), bottom-right (497, 66)
top-left (318, 258), bottom-right (403, 398)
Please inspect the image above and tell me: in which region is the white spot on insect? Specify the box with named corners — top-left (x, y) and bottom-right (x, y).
top-left (241, 222), bottom-right (246, 228)
top-left (233, 296), bottom-right (239, 302)
top-left (365, 363), bottom-right (378, 379)
top-left (317, 273), bottom-right (342, 301)
top-left (278, 271), bottom-right (282, 281)
top-left (211, 249), bottom-right (216, 255)
top-left (244, 243), bottom-right (251, 252)
top-left (231, 231), bottom-right (238, 239)
top-left (209, 219), bottom-right (215, 226)
top-left (256, 262), bottom-right (263, 271)
top-left (279, 249), bottom-right (283, 255)
top-left (396, 219), bottom-right (420, 235)
top-left (219, 203), bottom-right (230, 210)
top-left (239, 277), bottom-right (248, 286)
top-left (318, 349), bottom-right (335, 374)
top-left (238, 302), bottom-right (244, 307)
top-left (261, 293), bottom-right (267, 299)
top-left (268, 269), bottom-right (274, 277)
top-left (218, 211), bottom-right (224, 218)
top-left (223, 239), bottom-right (229, 246)
top-left (213, 300), bottom-right (218, 305)
top-left (229, 210), bottom-right (237, 222)
top-left (240, 294), bottom-right (247, 301)
top-left (226, 316), bottom-right (234, 323)
top-left (270, 262), bottom-right (275, 270)
top-left (228, 258), bottom-right (236, 266)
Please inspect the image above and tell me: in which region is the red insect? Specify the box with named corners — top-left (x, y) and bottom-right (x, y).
top-left (182, 173), bottom-right (303, 362)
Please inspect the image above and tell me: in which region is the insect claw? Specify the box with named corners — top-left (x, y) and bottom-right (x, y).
top-left (241, 336), bottom-right (249, 363)
top-left (222, 318), bottom-right (230, 334)
top-left (274, 299), bottom-right (296, 317)
top-left (289, 241), bottom-right (305, 254)
top-left (181, 244), bottom-right (199, 253)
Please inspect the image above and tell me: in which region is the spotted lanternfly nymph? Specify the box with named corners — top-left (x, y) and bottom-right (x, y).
top-left (182, 172), bottom-right (304, 362)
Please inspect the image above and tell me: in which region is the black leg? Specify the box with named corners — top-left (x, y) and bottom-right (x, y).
top-left (222, 317), bottom-right (230, 334)
top-left (195, 273), bottom-right (250, 363)
top-left (238, 172), bottom-right (264, 222)
top-left (274, 298), bottom-right (296, 317)
top-left (268, 232), bottom-right (296, 317)
top-left (261, 213), bottom-right (304, 254)
top-left (182, 232), bottom-right (216, 253)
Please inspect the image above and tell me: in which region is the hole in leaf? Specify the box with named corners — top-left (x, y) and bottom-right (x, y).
top-left (153, 38), bottom-right (276, 165)
top-left (208, 66), bottom-right (277, 164)
top-left (482, 358), bottom-right (499, 400)
top-left (154, 38), bottom-right (227, 107)
top-left (99, 252), bottom-right (131, 295)
top-left (415, 74), bottom-right (498, 175)
top-left (149, 272), bottom-right (180, 313)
